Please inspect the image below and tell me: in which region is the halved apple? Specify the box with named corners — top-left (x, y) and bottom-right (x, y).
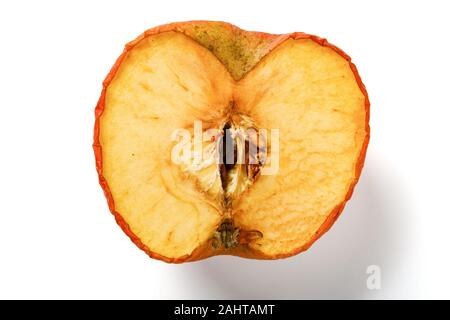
top-left (93, 21), bottom-right (370, 263)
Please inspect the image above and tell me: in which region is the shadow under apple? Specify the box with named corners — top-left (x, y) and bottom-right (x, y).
top-left (172, 157), bottom-right (410, 299)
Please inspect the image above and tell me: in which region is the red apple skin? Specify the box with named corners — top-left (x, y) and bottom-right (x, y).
top-left (93, 21), bottom-right (370, 263)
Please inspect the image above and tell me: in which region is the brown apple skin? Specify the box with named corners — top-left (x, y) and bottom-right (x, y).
top-left (93, 21), bottom-right (370, 263)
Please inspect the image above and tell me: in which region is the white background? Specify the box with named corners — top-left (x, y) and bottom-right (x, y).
top-left (0, 0), bottom-right (449, 299)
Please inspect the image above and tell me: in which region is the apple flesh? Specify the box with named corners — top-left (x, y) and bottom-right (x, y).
top-left (94, 21), bottom-right (370, 262)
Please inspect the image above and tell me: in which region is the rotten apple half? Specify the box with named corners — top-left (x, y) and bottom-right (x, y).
top-left (94, 21), bottom-right (370, 263)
